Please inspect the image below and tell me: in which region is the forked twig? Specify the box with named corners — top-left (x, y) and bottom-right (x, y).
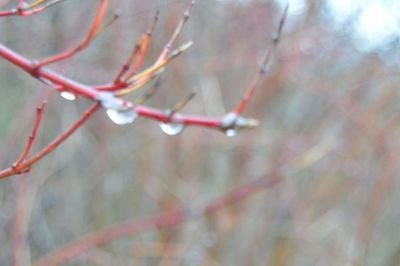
top-left (0, 0), bottom-right (66, 16)
top-left (34, 0), bottom-right (110, 67)
top-left (120, 41), bottom-right (193, 95)
top-left (0, 103), bottom-right (100, 178)
top-left (115, 11), bottom-right (160, 84)
top-left (155, 0), bottom-right (195, 65)
top-left (11, 101), bottom-right (47, 172)
top-left (99, 0), bottom-right (194, 90)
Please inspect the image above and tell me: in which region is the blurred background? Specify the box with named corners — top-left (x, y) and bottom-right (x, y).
top-left (1, 0), bottom-right (400, 265)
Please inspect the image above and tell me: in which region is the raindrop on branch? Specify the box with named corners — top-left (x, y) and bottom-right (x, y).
top-left (106, 108), bottom-right (137, 125)
top-left (60, 91), bottom-right (76, 101)
top-left (225, 129), bottom-right (237, 137)
top-left (160, 122), bottom-right (184, 135)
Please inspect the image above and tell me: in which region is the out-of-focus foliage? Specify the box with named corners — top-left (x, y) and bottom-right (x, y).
top-left (1, 0), bottom-right (399, 265)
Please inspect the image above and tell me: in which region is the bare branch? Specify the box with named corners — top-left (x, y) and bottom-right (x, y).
top-left (0, 0), bottom-right (66, 17)
top-left (34, 0), bottom-right (110, 67)
top-left (0, 1), bottom-right (286, 178)
top-left (11, 101), bottom-right (47, 172)
top-left (233, 4), bottom-right (288, 114)
top-left (0, 103), bottom-right (100, 178)
top-left (115, 11), bottom-right (160, 84)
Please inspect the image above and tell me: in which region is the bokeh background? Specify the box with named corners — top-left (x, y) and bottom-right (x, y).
top-left (1, 0), bottom-right (400, 265)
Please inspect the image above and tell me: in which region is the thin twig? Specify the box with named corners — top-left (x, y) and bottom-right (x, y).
top-left (155, 0), bottom-right (195, 64)
top-left (134, 78), bottom-right (162, 105)
top-left (12, 101), bottom-right (47, 172)
top-left (34, 0), bottom-right (110, 67)
top-left (116, 11), bottom-right (160, 83)
top-left (0, 0), bottom-right (66, 17)
top-left (122, 41), bottom-right (193, 93)
top-left (0, 103), bottom-right (100, 178)
top-left (233, 4), bottom-right (288, 114)
top-left (170, 91), bottom-right (196, 114)
top-left (93, 12), bottom-right (120, 38)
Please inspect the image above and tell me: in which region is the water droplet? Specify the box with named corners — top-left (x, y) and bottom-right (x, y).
top-left (225, 129), bottom-right (237, 137)
top-left (60, 91), bottom-right (76, 101)
top-left (106, 108), bottom-right (137, 125)
top-left (96, 91), bottom-right (129, 111)
top-left (221, 112), bottom-right (237, 128)
top-left (160, 122), bottom-right (184, 135)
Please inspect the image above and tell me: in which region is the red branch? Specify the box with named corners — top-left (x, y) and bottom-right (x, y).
top-left (0, 1), bottom-right (287, 178)
top-left (0, 0), bottom-right (66, 17)
top-left (0, 44), bottom-right (105, 101)
top-left (155, 0), bottom-right (195, 65)
top-left (0, 103), bottom-right (100, 178)
top-left (33, 172), bottom-right (280, 266)
top-left (35, 0), bottom-right (110, 67)
top-left (12, 101), bottom-right (47, 172)
top-left (233, 4), bottom-right (288, 115)
top-left (114, 11), bottom-right (160, 84)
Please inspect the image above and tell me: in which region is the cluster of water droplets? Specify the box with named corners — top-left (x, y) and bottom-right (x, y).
top-left (91, 91), bottom-right (259, 136)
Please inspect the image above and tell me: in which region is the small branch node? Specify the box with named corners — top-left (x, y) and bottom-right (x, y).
top-left (220, 112), bottom-right (259, 132)
top-left (96, 92), bottom-right (132, 112)
top-left (30, 61), bottom-right (41, 77)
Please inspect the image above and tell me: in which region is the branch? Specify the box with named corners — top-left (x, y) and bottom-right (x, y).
top-left (0, 1), bottom-right (287, 178)
top-left (33, 172), bottom-right (280, 266)
top-left (0, 44), bottom-right (114, 102)
top-left (0, 0), bottom-right (66, 17)
top-left (0, 103), bottom-right (100, 178)
top-left (113, 11), bottom-right (160, 84)
top-left (119, 41), bottom-right (193, 95)
top-left (35, 0), bottom-right (110, 67)
top-left (11, 101), bottom-right (47, 173)
top-left (155, 0), bottom-right (195, 65)
top-left (233, 4), bottom-right (288, 115)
